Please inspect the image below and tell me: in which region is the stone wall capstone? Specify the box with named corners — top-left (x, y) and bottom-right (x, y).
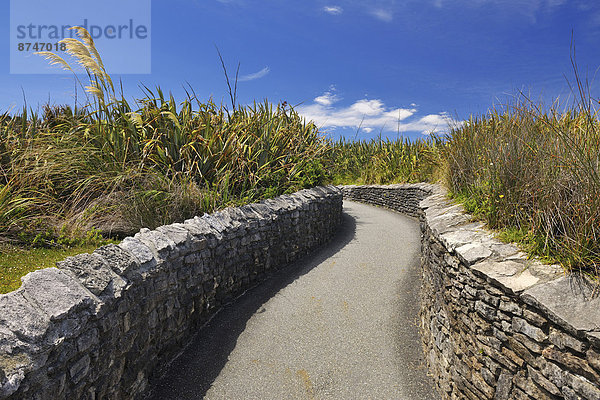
top-left (0, 186), bottom-right (342, 400)
top-left (342, 184), bottom-right (600, 400)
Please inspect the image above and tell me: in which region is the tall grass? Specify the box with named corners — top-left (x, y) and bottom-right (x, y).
top-left (445, 96), bottom-right (600, 274)
top-left (0, 27), bottom-right (329, 245)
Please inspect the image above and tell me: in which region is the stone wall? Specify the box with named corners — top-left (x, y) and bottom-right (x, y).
top-left (0, 186), bottom-right (342, 400)
top-left (342, 184), bottom-right (600, 400)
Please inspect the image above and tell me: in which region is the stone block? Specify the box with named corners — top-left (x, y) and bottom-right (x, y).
top-left (542, 345), bottom-right (600, 383)
top-left (57, 253), bottom-right (126, 302)
top-left (472, 260), bottom-right (540, 294)
top-left (521, 275), bottom-right (600, 337)
top-left (22, 268), bottom-right (96, 324)
top-left (0, 290), bottom-right (49, 343)
top-left (512, 317), bottom-right (547, 343)
top-left (550, 328), bottom-right (586, 354)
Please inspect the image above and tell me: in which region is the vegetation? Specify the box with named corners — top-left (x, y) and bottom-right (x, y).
top-left (445, 96), bottom-right (600, 276)
top-left (1, 28), bottom-right (329, 244)
top-left (1, 26), bottom-right (599, 293)
top-left (327, 136), bottom-right (443, 185)
top-left (0, 243), bottom-right (116, 294)
top-left (0, 27), bottom-right (330, 291)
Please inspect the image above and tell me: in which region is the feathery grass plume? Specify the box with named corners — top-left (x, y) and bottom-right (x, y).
top-left (34, 51), bottom-right (74, 73)
top-left (70, 26), bottom-right (113, 91)
top-left (35, 26), bottom-right (114, 104)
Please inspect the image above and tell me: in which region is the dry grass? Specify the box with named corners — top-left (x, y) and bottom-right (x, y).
top-left (445, 95), bottom-right (600, 274)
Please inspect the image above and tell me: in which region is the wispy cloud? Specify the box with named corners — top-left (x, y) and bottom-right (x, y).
top-left (369, 8), bottom-right (393, 22)
top-left (314, 86), bottom-right (340, 106)
top-left (297, 88), bottom-right (457, 135)
top-left (239, 66), bottom-right (270, 82)
top-left (324, 5), bottom-right (343, 15)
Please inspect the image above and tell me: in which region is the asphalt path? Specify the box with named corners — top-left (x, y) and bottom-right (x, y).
top-left (147, 200), bottom-right (439, 400)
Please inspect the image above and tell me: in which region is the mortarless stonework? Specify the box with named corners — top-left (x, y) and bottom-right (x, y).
top-left (0, 186), bottom-right (342, 400)
top-left (342, 184), bottom-right (600, 400)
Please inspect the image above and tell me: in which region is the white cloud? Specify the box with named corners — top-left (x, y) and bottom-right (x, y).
top-left (370, 8), bottom-right (393, 22)
top-left (324, 5), bottom-right (343, 15)
top-left (239, 66), bottom-right (270, 82)
top-left (297, 89), bottom-right (456, 135)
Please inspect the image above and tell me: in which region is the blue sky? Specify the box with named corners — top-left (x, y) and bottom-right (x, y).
top-left (3, 0), bottom-right (600, 140)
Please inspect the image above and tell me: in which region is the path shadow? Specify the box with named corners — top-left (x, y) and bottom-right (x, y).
top-left (145, 210), bottom-right (357, 400)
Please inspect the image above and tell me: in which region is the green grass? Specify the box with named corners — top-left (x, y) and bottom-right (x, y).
top-left (0, 244), bottom-right (117, 294)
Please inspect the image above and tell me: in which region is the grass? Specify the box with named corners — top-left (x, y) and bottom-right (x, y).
top-left (444, 92), bottom-right (600, 276)
top-left (0, 27), bottom-right (331, 293)
top-left (326, 70), bottom-right (600, 277)
top-left (0, 243), bottom-right (116, 293)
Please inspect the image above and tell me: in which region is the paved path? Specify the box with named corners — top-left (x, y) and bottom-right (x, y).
top-left (147, 201), bottom-right (439, 400)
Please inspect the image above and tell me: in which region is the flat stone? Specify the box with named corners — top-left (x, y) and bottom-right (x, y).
top-left (539, 357), bottom-right (569, 388)
top-left (512, 317), bottom-right (547, 343)
top-left (440, 229), bottom-right (487, 250)
top-left (472, 260), bottom-right (540, 293)
top-left (499, 300), bottom-right (522, 315)
top-left (489, 242), bottom-right (521, 258)
top-left (425, 203), bottom-right (465, 220)
top-left (568, 371), bottom-right (600, 400)
top-left (494, 370), bottom-right (513, 400)
top-left (550, 327), bottom-right (586, 353)
top-left (94, 244), bottom-right (140, 280)
top-left (57, 253), bottom-right (126, 300)
top-left (475, 300), bottom-right (496, 320)
top-left (527, 365), bottom-right (561, 396)
top-left (513, 332), bottom-right (543, 353)
top-left (427, 212), bottom-right (472, 235)
top-left (135, 228), bottom-right (177, 259)
top-left (0, 290), bottom-right (49, 342)
top-left (456, 243), bottom-right (493, 265)
top-left (21, 268), bottom-right (96, 322)
top-left (542, 346), bottom-right (600, 383)
top-left (119, 237), bottom-right (157, 271)
top-left (156, 224), bottom-right (192, 247)
top-left (508, 336), bottom-right (536, 365)
top-left (521, 275), bottom-right (600, 336)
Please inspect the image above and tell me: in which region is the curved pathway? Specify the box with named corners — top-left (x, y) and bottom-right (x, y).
top-left (147, 201), bottom-right (439, 400)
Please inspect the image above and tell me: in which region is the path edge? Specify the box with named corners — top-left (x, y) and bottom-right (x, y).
top-left (341, 183), bottom-right (600, 400)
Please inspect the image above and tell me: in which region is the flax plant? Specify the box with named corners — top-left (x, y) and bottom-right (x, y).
top-left (0, 27), bottom-right (330, 246)
top-left (328, 136), bottom-right (442, 185)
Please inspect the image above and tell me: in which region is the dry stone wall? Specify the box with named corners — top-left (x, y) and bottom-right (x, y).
top-left (0, 186), bottom-right (342, 400)
top-left (342, 184), bottom-right (600, 400)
